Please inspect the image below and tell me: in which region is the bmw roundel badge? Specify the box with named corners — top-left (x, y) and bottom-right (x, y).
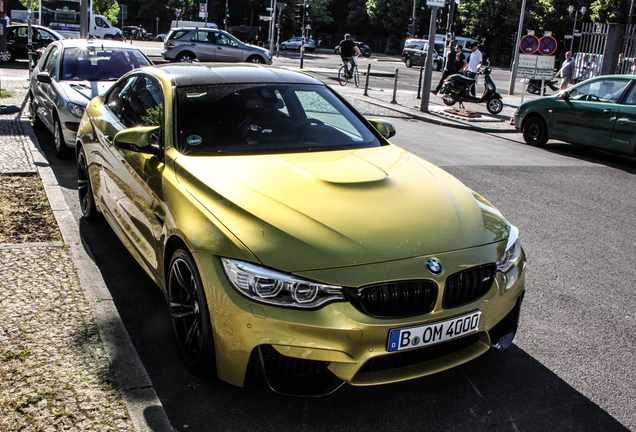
top-left (426, 259), bottom-right (442, 275)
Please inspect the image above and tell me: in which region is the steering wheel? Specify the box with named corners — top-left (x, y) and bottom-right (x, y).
top-left (586, 94), bottom-right (601, 102)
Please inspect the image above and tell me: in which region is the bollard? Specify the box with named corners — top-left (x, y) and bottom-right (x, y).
top-left (364, 63), bottom-right (371, 96)
top-left (417, 66), bottom-right (423, 99)
top-left (391, 68), bottom-right (399, 104)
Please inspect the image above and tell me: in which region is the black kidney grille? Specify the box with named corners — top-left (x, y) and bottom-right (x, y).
top-left (443, 264), bottom-right (496, 309)
top-left (352, 280), bottom-right (438, 318)
top-left (359, 334), bottom-right (479, 374)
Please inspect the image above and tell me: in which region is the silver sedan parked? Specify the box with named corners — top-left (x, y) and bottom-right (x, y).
top-left (29, 38), bottom-right (152, 158)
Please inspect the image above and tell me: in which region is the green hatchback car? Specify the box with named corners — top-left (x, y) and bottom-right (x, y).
top-left (514, 75), bottom-right (636, 155)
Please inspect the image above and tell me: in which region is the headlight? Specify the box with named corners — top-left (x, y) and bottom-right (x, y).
top-left (497, 225), bottom-right (522, 273)
top-left (222, 258), bottom-right (344, 308)
top-left (68, 102), bottom-right (85, 118)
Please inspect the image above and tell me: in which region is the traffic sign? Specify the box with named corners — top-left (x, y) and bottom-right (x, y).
top-left (520, 35), bottom-right (539, 54)
top-left (538, 35), bottom-right (557, 55)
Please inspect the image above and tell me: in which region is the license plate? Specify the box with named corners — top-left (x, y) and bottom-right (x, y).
top-left (387, 311), bottom-right (481, 352)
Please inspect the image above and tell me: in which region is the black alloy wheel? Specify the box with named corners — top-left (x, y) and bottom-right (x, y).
top-left (168, 247), bottom-right (215, 374)
top-left (77, 146), bottom-right (98, 220)
top-left (522, 116), bottom-right (548, 147)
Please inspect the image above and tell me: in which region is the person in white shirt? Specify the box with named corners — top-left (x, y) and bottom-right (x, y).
top-left (467, 43), bottom-right (483, 96)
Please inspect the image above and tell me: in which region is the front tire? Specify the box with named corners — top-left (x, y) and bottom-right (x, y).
top-left (168, 247), bottom-right (216, 374)
top-left (54, 118), bottom-right (72, 159)
top-left (433, 61), bottom-right (441, 71)
top-left (281, 44), bottom-right (287, 50)
top-left (246, 55), bottom-right (265, 64)
top-left (486, 98), bottom-right (503, 115)
top-left (522, 116), bottom-right (548, 147)
top-left (77, 146), bottom-right (98, 220)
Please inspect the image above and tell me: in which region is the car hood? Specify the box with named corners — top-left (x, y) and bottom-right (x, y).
top-left (59, 80), bottom-right (116, 105)
top-left (175, 145), bottom-right (509, 272)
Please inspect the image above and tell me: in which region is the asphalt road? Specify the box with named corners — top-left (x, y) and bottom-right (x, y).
top-left (11, 56), bottom-right (634, 431)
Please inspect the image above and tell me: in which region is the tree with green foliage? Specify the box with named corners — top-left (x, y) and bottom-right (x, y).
top-left (590, 0), bottom-right (631, 24)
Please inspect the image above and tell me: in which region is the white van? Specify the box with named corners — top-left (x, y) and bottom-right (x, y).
top-left (170, 20), bottom-right (218, 29)
top-left (435, 34), bottom-right (478, 50)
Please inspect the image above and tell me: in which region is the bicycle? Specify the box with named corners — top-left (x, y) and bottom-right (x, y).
top-left (338, 63), bottom-right (359, 87)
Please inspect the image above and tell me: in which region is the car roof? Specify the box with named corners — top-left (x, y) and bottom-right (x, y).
top-left (53, 38), bottom-right (140, 49)
top-left (147, 63), bottom-right (322, 87)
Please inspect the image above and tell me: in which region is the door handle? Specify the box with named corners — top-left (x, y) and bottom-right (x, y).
top-left (604, 109), bottom-right (614, 113)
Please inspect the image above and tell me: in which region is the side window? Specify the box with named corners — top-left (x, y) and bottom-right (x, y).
top-left (623, 84), bottom-right (636, 106)
top-left (193, 31), bottom-right (212, 42)
top-left (216, 33), bottom-right (237, 47)
top-left (43, 45), bottom-right (59, 78)
top-left (105, 77), bottom-right (137, 119)
top-left (120, 76), bottom-right (164, 129)
top-left (7, 28), bottom-right (16, 39)
top-left (39, 30), bottom-right (55, 42)
top-left (569, 79), bottom-right (631, 103)
top-left (17, 27), bottom-right (27, 38)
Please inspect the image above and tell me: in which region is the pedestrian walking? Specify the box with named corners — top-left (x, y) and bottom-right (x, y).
top-left (433, 41), bottom-right (458, 94)
top-left (557, 51), bottom-right (575, 90)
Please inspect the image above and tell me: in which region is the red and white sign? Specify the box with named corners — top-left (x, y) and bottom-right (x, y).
top-left (520, 35), bottom-right (539, 54)
top-left (538, 36), bottom-right (557, 55)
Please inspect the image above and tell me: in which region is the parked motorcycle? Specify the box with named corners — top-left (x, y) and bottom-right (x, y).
top-left (526, 78), bottom-right (559, 95)
top-left (439, 64), bottom-right (504, 115)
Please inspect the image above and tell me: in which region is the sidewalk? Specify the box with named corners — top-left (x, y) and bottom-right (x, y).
top-left (0, 79), bottom-right (172, 431)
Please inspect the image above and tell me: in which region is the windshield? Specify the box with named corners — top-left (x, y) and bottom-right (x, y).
top-left (61, 47), bottom-right (151, 81)
top-left (176, 84), bottom-right (383, 155)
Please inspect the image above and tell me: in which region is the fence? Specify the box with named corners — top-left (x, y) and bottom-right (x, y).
top-left (574, 22), bottom-right (636, 79)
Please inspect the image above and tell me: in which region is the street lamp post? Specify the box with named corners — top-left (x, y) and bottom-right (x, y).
top-left (568, 5), bottom-right (586, 52)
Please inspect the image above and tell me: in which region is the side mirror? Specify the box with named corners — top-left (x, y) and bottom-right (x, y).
top-left (36, 72), bottom-right (52, 84)
top-left (368, 119), bottom-right (396, 139)
top-left (114, 126), bottom-right (161, 155)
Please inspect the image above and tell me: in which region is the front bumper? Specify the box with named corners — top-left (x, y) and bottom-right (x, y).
top-left (194, 242), bottom-right (526, 395)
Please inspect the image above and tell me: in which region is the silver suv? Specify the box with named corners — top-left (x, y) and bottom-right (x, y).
top-left (162, 28), bottom-right (272, 64)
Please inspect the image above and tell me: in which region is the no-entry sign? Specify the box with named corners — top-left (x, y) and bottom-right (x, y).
top-left (520, 35), bottom-right (539, 54)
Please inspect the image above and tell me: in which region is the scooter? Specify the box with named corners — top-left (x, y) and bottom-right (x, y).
top-left (439, 64), bottom-right (504, 115)
top-left (526, 78), bottom-right (559, 95)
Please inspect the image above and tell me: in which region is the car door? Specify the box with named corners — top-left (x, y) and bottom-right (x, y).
top-left (9, 26), bottom-right (28, 58)
top-left (606, 81), bottom-right (636, 155)
top-left (97, 75), bottom-right (166, 274)
top-left (414, 43), bottom-right (425, 66)
top-left (551, 78), bottom-right (631, 147)
top-left (191, 30), bottom-right (216, 61)
top-left (213, 32), bottom-right (243, 62)
top-left (32, 44), bottom-right (60, 132)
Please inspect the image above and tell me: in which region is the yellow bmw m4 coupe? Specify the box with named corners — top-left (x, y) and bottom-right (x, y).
top-left (76, 63), bottom-right (526, 396)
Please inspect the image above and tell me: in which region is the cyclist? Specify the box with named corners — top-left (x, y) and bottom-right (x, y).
top-left (339, 34), bottom-right (361, 78)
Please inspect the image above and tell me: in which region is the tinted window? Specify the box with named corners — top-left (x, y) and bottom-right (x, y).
top-left (44, 45), bottom-right (60, 78)
top-left (60, 46), bottom-right (151, 81)
top-left (176, 84), bottom-right (383, 156)
top-left (169, 30), bottom-right (189, 40)
top-left (118, 77), bottom-right (164, 128)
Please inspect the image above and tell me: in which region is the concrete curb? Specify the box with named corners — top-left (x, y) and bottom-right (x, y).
top-left (17, 104), bottom-right (174, 432)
